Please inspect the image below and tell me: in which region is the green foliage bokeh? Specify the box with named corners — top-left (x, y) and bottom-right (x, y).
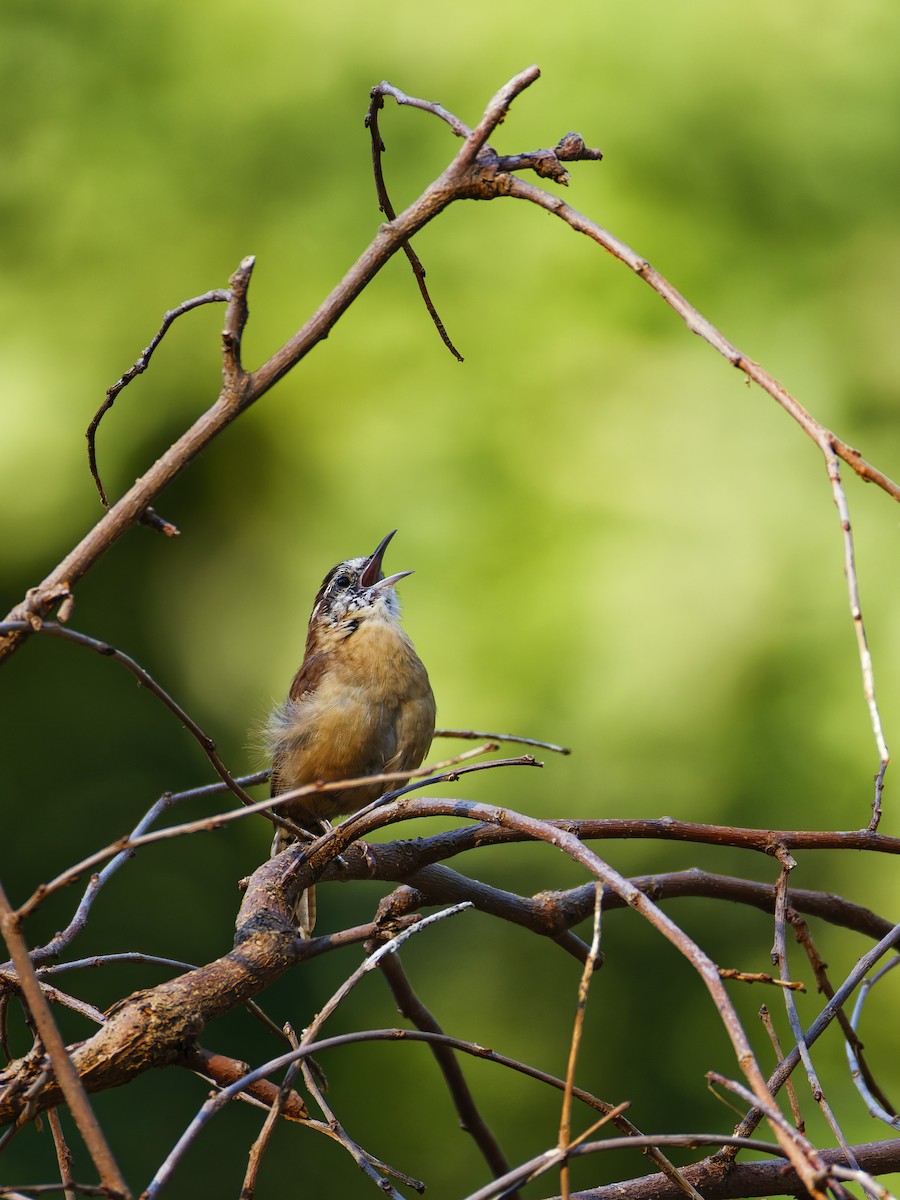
top-left (2, 0), bottom-right (900, 1195)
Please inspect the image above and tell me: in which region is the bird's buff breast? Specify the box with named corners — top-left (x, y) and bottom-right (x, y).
top-left (268, 618), bottom-right (435, 819)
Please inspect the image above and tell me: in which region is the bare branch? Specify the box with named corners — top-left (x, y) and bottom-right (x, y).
top-left (823, 448), bottom-right (890, 829)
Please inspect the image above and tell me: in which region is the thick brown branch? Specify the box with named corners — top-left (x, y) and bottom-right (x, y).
top-left (550, 1138), bottom-right (900, 1200)
top-left (182, 1046), bottom-right (308, 1122)
top-left (375, 817), bottom-right (900, 864)
top-left (325, 853), bottom-right (892, 949)
top-left (0, 853), bottom-right (366, 1126)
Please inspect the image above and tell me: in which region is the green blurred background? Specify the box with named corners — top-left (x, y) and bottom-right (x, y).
top-left (3, 0), bottom-right (900, 1195)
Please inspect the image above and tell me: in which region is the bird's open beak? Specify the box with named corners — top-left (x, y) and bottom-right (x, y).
top-left (359, 529), bottom-right (414, 591)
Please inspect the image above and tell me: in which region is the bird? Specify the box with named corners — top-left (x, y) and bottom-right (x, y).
top-left (265, 530), bottom-right (436, 934)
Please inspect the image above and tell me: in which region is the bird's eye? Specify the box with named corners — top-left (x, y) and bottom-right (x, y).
top-left (334, 573), bottom-right (353, 590)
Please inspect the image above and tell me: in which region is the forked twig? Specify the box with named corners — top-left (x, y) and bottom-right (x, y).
top-left (366, 87), bottom-right (463, 361)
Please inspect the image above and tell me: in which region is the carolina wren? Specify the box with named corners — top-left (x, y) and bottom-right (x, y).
top-left (266, 530), bottom-right (436, 933)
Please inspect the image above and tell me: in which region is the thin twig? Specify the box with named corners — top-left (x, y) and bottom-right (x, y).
top-left (719, 968), bottom-right (804, 991)
top-left (367, 81), bottom-right (472, 139)
top-left (558, 882), bottom-right (604, 1200)
top-left (0, 970), bottom-right (105, 1027)
top-left (824, 449), bottom-right (890, 830)
top-left (302, 904), bottom-right (471, 1050)
top-left (0, 1186), bottom-right (110, 1198)
top-left (434, 727), bottom-right (571, 754)
top-left (87, 290), bottom-right (230, 507)
top-left (35, 953), bottom-right (197, 977)
top-left (295, 1054), bottom-right (421, 1198)
top-left (758, 1004), bottom-right (804, 1133)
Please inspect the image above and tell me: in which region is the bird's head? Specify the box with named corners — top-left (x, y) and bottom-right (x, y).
top-left (306, 530), bottom-right (413, 642)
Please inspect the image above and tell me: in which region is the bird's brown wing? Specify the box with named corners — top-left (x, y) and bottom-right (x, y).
top-left (383, 690), bottom-right (437, 777)
top-left (268, 651), bottom-right (330, 800)
top-left (288, 651), bottom-right (331, 703)
top-left (270, 653), bottom-right (335, 933)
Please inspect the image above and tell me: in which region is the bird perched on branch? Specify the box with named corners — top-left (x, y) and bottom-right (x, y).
top-left (266, 530), bottom-right (436, 934)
